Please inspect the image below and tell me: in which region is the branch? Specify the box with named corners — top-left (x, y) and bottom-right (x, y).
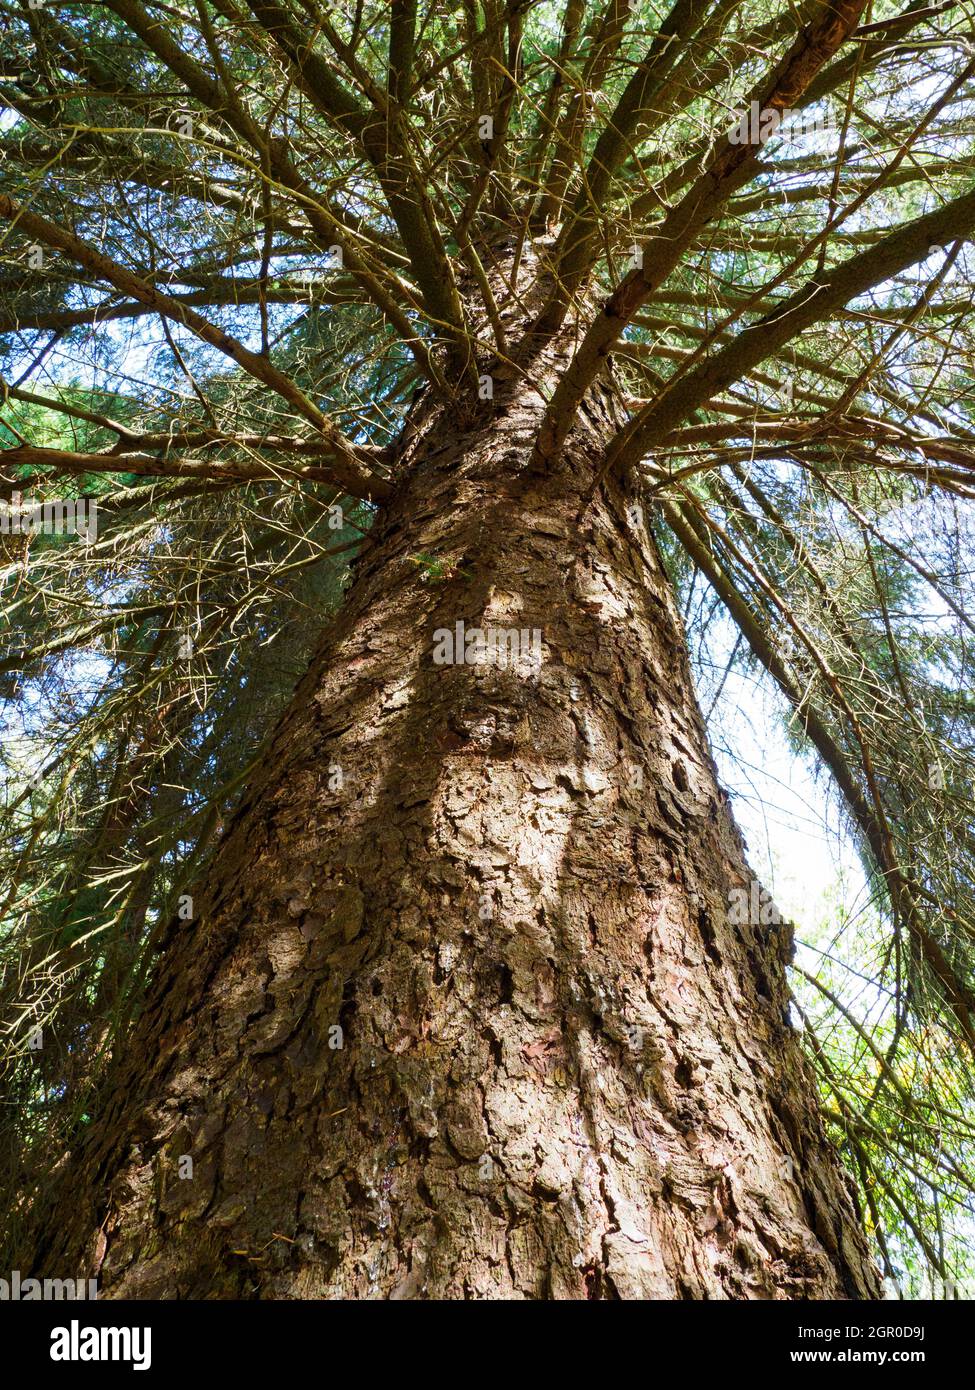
top-left (661, 493), bottom-right (975, 1049)
top-left (0, 194), bottom-right (390, 502)
top-left (530, 0), bottom-right (868, 464)
top-left (610, 184), bottom-right (975, 469)
top-left (0, 441), bottom-right (388, 500)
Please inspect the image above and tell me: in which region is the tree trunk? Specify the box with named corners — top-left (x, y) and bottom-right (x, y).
top-left (19, 360), bottom-right (882, 1300)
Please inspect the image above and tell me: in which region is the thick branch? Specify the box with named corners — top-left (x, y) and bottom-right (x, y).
top-left (611, 185), bottom-right (975, 467)
top-left (530, 0), bottom-right (867, 464)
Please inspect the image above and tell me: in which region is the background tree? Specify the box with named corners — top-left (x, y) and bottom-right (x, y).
top-left (1, 0), bottom-right (974, 1298)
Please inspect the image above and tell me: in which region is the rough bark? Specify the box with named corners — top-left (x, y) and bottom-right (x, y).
top-left (16, 350), bottom-right (882, 1300)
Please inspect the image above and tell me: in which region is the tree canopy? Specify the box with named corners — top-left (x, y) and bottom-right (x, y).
top-left (2, 0), bottom-right (975, 1294)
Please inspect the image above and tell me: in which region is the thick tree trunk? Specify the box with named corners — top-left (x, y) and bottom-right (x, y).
top-left (18, 361), bottom-right (882, 1299)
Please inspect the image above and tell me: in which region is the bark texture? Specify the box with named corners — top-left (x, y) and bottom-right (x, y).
top-left (17, 350), bottom-right (882, 1299)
